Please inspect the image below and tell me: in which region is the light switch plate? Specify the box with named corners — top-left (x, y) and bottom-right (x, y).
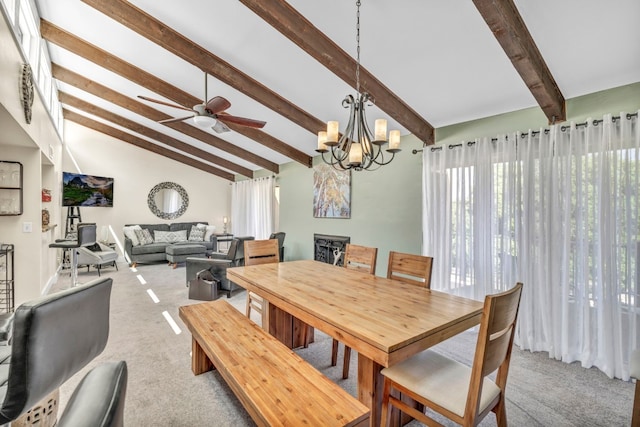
top-left (23, 222), bottom-right (32, 233)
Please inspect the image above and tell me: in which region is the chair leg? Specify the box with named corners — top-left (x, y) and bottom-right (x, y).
top-left (245, 292), bottom-right (251, 317)
top-left (380, 379), bottom-right (392, 427)
top-left (342, 346), bottom-right (351, 379)
top-left (97, 265), bottom-right (101, 277)
top-left (494, 397), bottom-right (507, 427)
top-left (331, 339), bottom-right (339, 366)
top-left (633, 380), bottom-right (640, 427)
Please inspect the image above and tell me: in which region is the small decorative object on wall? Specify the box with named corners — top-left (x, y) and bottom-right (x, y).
top-left (313, 164), bottom-right (351, 218)
top-left (21, 64), bottom-right (34, 124)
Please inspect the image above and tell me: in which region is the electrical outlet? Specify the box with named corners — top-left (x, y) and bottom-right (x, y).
top-left (23, 222), bottom-right (32, 233)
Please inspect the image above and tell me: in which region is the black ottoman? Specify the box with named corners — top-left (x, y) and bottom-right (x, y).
top-left (166, 244), bottom-right (206, 268)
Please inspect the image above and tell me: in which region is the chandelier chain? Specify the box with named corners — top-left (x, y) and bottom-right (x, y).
top-left (356, 0), bottom-right (361, 94)
top-left (315, 0), bottom-right (400, 171)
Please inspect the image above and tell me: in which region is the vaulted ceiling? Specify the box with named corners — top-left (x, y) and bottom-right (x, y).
top-left (34, 0), bottom-right (640, 180)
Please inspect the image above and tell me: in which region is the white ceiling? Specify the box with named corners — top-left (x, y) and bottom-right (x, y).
top-left (34, 0), bottom-right (640, 176)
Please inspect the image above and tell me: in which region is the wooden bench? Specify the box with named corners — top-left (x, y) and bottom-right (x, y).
top-left (179, 300), bottom-right (370, 427)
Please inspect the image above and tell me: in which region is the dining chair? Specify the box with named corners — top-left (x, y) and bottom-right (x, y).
top-left (379, 282), bottom-right (524, 427)
top-left (329, 243), bottom-right (378, 379)
top-left (243, 239), bottom-right (280, 324)
top-left (386, 251), bottom-right (433, 288)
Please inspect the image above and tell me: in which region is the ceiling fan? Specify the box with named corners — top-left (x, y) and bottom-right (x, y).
top-left (138, 72), bottom-right (266, 133)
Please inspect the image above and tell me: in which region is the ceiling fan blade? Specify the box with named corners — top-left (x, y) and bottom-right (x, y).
top-left (138, 95), bottom-right (193, 112)
top-left (212, 121), bottom-right (230, 133)
top-left (217, 114), bottom-right (266, 128)
top-left (205, 96), bottom-right (231, 114)
top-left (158, 115), bottom-right (194, 124)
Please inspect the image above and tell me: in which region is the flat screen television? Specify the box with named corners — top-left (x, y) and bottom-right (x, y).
top-left (62, 172), bottom-right (114, 207)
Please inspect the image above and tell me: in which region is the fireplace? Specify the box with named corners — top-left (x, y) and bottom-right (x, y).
top-left (314, 234), bottom-right (350, 266)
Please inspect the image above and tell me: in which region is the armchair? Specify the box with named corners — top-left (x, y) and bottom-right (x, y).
top-left (0, 277), bottom-right (127, 426)
top-left (77, 242), bottom-right (119, 276)
top-left (186, 236), bottom-right (255, 299)
top-left (269, 232), bottom-right (286, 260)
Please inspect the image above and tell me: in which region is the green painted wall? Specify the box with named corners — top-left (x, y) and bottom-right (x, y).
top-left (279, 135), bottom-right (424, 275)
top-left (276, 82), bottom-right (640, 276)
top-left (436, 82), bottom-right (640, 145)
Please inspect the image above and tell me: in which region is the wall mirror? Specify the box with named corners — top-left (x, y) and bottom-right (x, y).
top-left (147, 182), bottom-right (189, 220)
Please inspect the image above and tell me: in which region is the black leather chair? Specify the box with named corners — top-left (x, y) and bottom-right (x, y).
top-left (185, 236), bottom-right (255, 299)
top-left (0, 277), bottom-right (127, 426)
top-left (269, 232), bottom-right (286, 261)
top-left (49, 223), bottom-right (97, 287)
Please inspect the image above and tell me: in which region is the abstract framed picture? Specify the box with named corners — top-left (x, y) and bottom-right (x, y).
top-left (313, 164), bottom-right (351, 218)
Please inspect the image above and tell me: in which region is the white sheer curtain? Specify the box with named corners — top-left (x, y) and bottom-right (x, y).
top-left (231, 176), bottom-right (276, 240)
top-left (423, 111), bottom-right (639, 379)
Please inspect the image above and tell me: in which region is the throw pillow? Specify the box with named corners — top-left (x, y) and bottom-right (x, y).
top-left (197, 223), bottom-right (216, 241)
top-left (188, 225), bottom-right (206, 242)
top-left (135, 228), bottom-right (154, 245)
top-left (154, 229), bottom-right (187, 243)
top-left (123, 225), bottom-right (142, 246)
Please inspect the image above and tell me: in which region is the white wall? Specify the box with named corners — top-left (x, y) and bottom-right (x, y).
top-left (61, 121), bottom-right (232, 258)
top-left (0, 11), bottom-right (62, 305)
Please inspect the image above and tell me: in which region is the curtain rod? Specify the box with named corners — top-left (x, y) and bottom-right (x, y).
top-left (413, 112), bottom-right (638, 153)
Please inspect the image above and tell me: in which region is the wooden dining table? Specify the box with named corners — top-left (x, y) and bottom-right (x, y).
top-left (227, 259), bottom-right (484, 427)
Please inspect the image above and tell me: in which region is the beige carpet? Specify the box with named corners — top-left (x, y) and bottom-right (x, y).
top-left (53, 262), bottom-right (635, 426)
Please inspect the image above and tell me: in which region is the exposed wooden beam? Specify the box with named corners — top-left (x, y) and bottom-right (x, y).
top-left (239, 0), bottom-right (435, 145)
top-left (79, 0), bottom-right (316, 166)
top-left (53, 64), bottom-right (254, 177)
top-left (63, 109), bottom-right (235, 181)
top-left (59, 92), bottom-right (254, 179)
top-left (472, 0), bottom-right (565, 123)
top-left (40, 20), bottom-right (301, 170)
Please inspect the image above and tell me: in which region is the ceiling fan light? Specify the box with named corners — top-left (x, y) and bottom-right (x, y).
top-left (193, 115), bottom-right (217, 128)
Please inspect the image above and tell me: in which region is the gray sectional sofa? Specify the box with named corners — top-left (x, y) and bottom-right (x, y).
top-left (123, 222), bottom-right (216, 266)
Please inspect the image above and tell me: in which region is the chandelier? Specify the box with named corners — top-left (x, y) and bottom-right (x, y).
top-left (316, 0), bottom-right (400, 171)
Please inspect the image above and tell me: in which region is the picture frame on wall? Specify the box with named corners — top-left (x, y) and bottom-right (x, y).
top-left (313, 164), bottom-right (351, 218)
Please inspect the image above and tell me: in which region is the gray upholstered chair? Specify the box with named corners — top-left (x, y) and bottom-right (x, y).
top-left (0, 277), bottom-right (127, 426)
top-left (49, 223), bottom-right (97, 287)
top-left (269, 232), bottom-right (286, 260)
top-left (77, 242), bottom-right (119, 276)
top-left (186, 236), bottom-right (255, 299)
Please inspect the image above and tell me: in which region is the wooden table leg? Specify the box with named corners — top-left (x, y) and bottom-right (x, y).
top-left (191, 336), bottom-right (213, 375)
top-left (358, 354), bottom-right (409, 427)
top-left (357, 354), bottom-right (384, 427)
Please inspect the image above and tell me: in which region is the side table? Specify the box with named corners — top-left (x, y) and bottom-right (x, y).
top-left (214, 233), bottom-right (233, 253)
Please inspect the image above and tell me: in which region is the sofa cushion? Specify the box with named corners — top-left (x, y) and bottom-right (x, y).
top-left (197, 223), bottom-right (216, 241)
top-left (154, 230), bottom-right (187, 243)
top-left (188, 225), bottom-right (206, 242)
top-left (135, 224), bottom-right (170, 234)
top-left (134, 229), bottom-right (154, 245)
top-left (166, 243), bottom-right (207, 256)
top-left (123, 225), bottom-right (142, 246)
top-left (131, 242), bottom-right (169, 255)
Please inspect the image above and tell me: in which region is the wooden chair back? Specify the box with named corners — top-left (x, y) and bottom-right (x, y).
top-left (465, 282), bottom-right (523, 420)
top-left (386, 251), bottom-right (433, 288)
top-left (343, 244), bottom-right (378, 275)
top-left (244, 239), bottom-right (280, 266)
top-left (243, 239), bottom-right (280, 322)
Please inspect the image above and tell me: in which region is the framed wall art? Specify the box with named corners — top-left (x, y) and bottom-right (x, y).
top-left (313, 164), bottom-right (351, 218)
